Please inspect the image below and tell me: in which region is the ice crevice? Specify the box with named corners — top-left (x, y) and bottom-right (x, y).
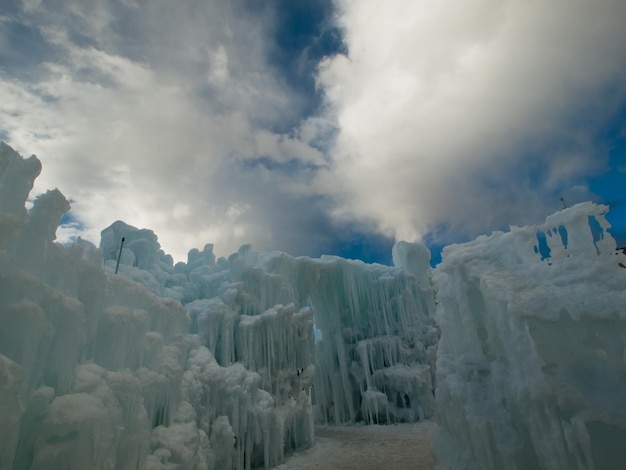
top-left (1, 142), bottom-right (625, 469)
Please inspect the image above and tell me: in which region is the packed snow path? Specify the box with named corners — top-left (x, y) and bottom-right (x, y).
top-left (276, 421), bottom-right (436, 469)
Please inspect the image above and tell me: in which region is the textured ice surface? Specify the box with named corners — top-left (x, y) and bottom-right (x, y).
top-left (7, 141), bottom-right (622, 470)
top-left (216, 246), bottom-right (439, 425)
top-left (0, 145), bottom-right (315, 469)
top-left (101, 224), bottom-right (439, 427)
top-left (2, 144), bottom-right (441, 468)
top-left (432, 202), bottom-right (626, 470)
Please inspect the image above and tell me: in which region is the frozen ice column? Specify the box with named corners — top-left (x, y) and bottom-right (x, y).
top-left (432, 202), bottom-right (626, 470)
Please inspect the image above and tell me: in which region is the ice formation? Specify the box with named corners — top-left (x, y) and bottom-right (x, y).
top-left (0, 144), bottom-right (315, 469)
top-left (4, 141), bottom-right (624, 470)
top-left (226, 247), bottom-right (438, 425)
top-left (101, 229), bottom-right (439, 426)
top-left (99, 215), bottom-right (439, 427)
top-left (432, 202), bottom-right (626, 469)
top-left (0, 143), bottom-right (437, 469)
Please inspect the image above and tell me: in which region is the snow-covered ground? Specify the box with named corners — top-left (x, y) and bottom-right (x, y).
top-left (276, 421), bottom-right (436, 470)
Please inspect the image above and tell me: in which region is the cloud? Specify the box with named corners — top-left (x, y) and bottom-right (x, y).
top-left (0, 0), bottom-right (336, 261)
top-left (315, 0), bottom-right (626, 244)
top-left (2, 0), bottom-right (625, 263)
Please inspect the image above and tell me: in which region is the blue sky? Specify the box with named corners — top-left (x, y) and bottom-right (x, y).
top-left (589, 118), bottom-right (626, 249)
top-left (1, 0), bottom-right (625, 265)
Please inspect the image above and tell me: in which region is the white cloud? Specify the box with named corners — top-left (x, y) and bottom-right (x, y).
top-left (207, 44), bottom-right (229, 85)
top-left (252, 130), bottom-right (326, 166)
top-left (0, 0), bottom-right (332, 261)
top-left (316, 0), bottom-right (626, 244)
top-left (2, 0), bottom-right (625, 262)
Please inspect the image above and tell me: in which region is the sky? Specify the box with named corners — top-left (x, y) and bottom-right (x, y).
top-left (1, 0), bottom-right (625, 265)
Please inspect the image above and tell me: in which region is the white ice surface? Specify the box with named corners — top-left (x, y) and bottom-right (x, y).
top-left (432, 202), bottom-right (626, 470)
top-left (3, 142), bottom-right (624, 470)
top-left (0, 144), bottom-right (325, 468)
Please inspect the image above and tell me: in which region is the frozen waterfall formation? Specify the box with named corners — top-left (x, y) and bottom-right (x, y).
top-left (0, 143), bottom-right (437, 470)
top-left (1, 142), bottom-right (625, 470)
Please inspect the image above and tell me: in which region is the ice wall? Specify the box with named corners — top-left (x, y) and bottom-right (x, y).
top-left (306, 255), bottom-right (437, 425)
top-left (103, 226), bottom-right (440, 426)
top-left (183, 298), bottom-right (316, 469)
top-left (0, 144), bottom-right (317, 469)
top-left (0, 144), bottom-right (194, 469)
top-left (432, 202), bottom-right (626, 470)
top-left (216, 246), bottom-right (439, 425)
top-left (10, 140), bottom-right (625, 470)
